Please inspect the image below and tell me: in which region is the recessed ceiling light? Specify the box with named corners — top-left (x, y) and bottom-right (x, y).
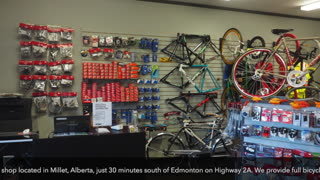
top-left (301, 1), bottom-right (320, 11)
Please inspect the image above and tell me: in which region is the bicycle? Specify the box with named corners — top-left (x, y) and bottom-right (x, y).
top-left (145, 117), bottom-right (233, 162)
top-left (232, 28), bottom-right (320, 99)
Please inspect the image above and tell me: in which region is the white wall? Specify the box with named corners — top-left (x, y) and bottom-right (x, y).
top-left (0, 0), bottom-right (319, 138)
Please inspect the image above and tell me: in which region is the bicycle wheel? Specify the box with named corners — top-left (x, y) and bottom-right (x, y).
top-left (221, 86), bottom-right (241, 113)
top-left (275, 33), bottom-right (301, 64)
top-left (232, 48), bottom-right (287, 98)
top-left (248, 36), bottom-right (266, 48)
top-left (220, 28), bottom-right (243, 65)
top-left (285, 86), bottom-right (320, 101)
top-left (300, 39), bottom-right (320, 63)
top-left (146, 133), bottom-right (185, 158)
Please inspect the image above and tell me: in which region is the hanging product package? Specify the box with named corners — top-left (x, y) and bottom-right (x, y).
top-left (99, 36), bottom-right (106, 47)
top-left (20, 41), bottom-right (32, 58)
top-left (91, 35), bottom-right (99, 47)
top-left (48, 92), bottom-right (63, 114)
top-left (33, 75), bottom-right (47, 91)
top-left (47, 27), bottom-right (61, 43)
top-left (105, 36), bottom-right (113, 47)
top-left (33, 61), bottom-right (47, 75)
top-left (32, 41), bottom-right (47, 58)
top-left (60, 43), bottom-right (73, 59)
top-left (33, 25), bottom-right (47, 41)
top-left (103, 48), bottom-right (115, 59)
top-left (61, 75), bottom-right (74, 87)
top-left (62, 92), bottom-right (79, 108)
top-left (123, 50), bottom-right (131, 59)
top-left (48, 44), bottom-right (60, 62)
top-left (18, 60), bottom-right (33, 74)
top-left (49, 75), bottom-right (62, 89)
top-left (60, 27), bottom-right (74, 41)
top-left (61, 59), bottom-right (74, 73)
top-left (19, 75), bottom-right (33, 90)
top-left (18, 23), bottom-right (33, 39)
top-left (48, 61), bottom-right (63, 75)
top-left (89, 48), bottom-right (102, 58)
top-left (32, 92), bottom-right (48, 113)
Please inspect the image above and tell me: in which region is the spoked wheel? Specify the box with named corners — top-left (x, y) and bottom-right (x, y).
top-left (220, 28), bottom-right (243, 65)
top-left (232, 48), bottom-right (287, 98)
top-left (275, 33), bottom-right (301, 64)
top-left (286, 86), bottom-right (320, 101)
top-left (248, 36), bottom-right (266, 48)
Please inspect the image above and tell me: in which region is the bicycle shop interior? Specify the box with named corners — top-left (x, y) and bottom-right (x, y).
top-left (1, 0), bottom-right (320, 179)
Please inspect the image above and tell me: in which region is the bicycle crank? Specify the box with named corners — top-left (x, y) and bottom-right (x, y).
top-left (287, 70), bottom-right (307, 88)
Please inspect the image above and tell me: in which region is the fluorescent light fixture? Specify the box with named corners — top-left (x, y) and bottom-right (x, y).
top-left (301, 1), bottom-right (320, 11)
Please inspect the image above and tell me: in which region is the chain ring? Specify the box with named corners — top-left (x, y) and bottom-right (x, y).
top-left (287, 70), bottom-right (307, 88)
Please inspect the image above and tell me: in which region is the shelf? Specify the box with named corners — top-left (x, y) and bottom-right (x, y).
top-left (244, 136), bottom-right (320, 153)
top-left (245, 120), bottom-right (320, 131)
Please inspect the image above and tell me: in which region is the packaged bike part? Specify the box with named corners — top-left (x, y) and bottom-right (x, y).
top-left (33, 25), bottom-right (47, 41)
top-left (61, 59), bottom-right (74, 73)
top-left (252, 125), bottom-right (262, 136)
top-left (89, 48), bottom-right (102, 58)
top-left (293, 112), bottom-right (301, 126)
top-left (103, 48), bottom-right (115, 59)
top-left (241, 104), bottom-right (252, 117)
top-left (301, 130), bottom-right (312, 142)
top-left (47, 44), bottom-right (60, 61)
top-left (115, 50), bottom-right (123, 59)
top-left (33, 75), bottom-right (47, 91)
top-left (60, 43), bottom-right (73, 58)
top-left (33, 61), bottom-right (47, 75)
top-left (48, 75), bottom-right (62, 89)
top-left (98, 36), bottom-right (106, 47)
top-left (32, 92), bottom-right (48, 113)
top-left (241, 125), bottom-right (250, 137)
top-left (314, 112), bottom-right (320, 128)
top-left (113, 37), bottom-right (122, 47)
top-left (18, 23), bottom-right (33, 39)
top-left (315, 133), bottom-right (320, 145)
top-left (278, 127), bottom-right (288, 138)
top-left (81, 49), bottom-right (89, 57)
top-left (301, 112), bottom-right (310, 128)
top-left (18, 60), bottom-right (33, 74)
top-left (282, 111), bottom-right (293, 124)
top-left (47, 27), bottom-right (61, 43)
top-left (61, 75), bottom-right (74, 87)
top-left (48, 92), bottom-right (62, 114)
top-left (82, 36), bottom-right (90, 45)
top-left (20, 41), bottom-right (32, 58)
top-left (262, 126), bottom-right (271, 138)
top-left (60, 27), bottom-right (73, 41)
top-left (271, 108), bottom-right (283, 122)
top-left (32, 41), bottom-right (47, 58)
top-left (261, 108), bottom-right (272, 122)
top-left (122, 37), bottom-right (128, 46)
top-left (270, 127), bottom-right (278, 137)
top-left (19, 75), bottom-right (33, 90)
top-left (288, 129), bottom-right (298, 142)
top-left (252, 106), bottom-right (261, 121)
top-left (91, 35), bottom-right (99, 47)
top-left (105, 36), bottom-right (113, 47)
top-left (61, 92), bottom-right (79, 108)
top-left (48, 61), bottom-right (62, 75)
top-left (123, 51), bottom-right (131, 59)
top-left (151, 39), bottom-right (159, 52)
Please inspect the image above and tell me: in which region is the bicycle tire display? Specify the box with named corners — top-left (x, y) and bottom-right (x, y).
top-left (146, 133), bottom-right (185, 158)
top-left (285, 86), bottom-right (320, 101)
top-left (220, 28), bottom-right (243, 65)
top-left (232, 48), bottom-right (287, 98)
top-left (248, 36), bottom-right (266, 48)
top-left (275, 33), bottom-right (301, 64)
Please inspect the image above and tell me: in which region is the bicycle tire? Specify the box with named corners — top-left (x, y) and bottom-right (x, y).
top-left (232, 48), bottom-right (287, 98)
top-left (275, 33), bottom-right (301, 64)
top-left (220, 28), bottom-right (243, 65)
top-left (146, 133), bottom-right (185, 159)
top-left (285, 86), bottom-right (320, 101)
top-left (221, 86), bottom-right (241, 113)
top-left (248, 36), bottom-right (266, 48)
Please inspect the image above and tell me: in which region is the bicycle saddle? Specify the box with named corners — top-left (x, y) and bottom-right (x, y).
top-left (271, 29), bottom-right (294, 35)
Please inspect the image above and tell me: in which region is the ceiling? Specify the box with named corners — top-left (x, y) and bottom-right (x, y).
top-left (139, 0), bottom-right (320, 20)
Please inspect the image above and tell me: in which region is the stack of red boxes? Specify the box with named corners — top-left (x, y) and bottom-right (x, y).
top-left (82, 61), bottom-right (139, 79)
top-left (81, 81), bottom-right (138, 103)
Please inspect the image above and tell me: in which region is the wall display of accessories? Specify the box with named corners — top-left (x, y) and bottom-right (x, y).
top-left (240, 101), bottom-right (320, 153)
top-left (18, 22), bottom-right (77, 114)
